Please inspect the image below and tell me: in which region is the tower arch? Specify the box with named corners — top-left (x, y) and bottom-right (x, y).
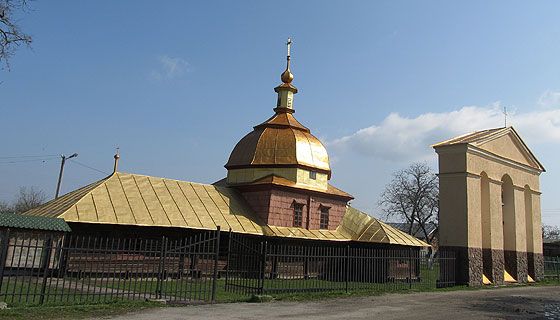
top-left (480, 172), bottom-right (492, 282)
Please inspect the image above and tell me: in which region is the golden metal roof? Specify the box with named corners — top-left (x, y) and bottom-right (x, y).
top-left (225, 111), bottom-right (331, 174)
top-left (236, 174), bottom-right (353, 200)
top-left (337, 206), bottom-right (429, 247)
top-left (24, 172), bottom-right (426, 246)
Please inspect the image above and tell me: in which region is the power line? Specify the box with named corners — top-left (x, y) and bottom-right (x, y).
top-left (68, 159), bottom-right (109, 175)
top-left (0, 156), bottom-right (58, 164)
top-left (0, 154), bottom-right (58, 159)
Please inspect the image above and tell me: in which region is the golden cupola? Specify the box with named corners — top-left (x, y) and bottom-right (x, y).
top-left (225, 38), bottom-right (331, 191)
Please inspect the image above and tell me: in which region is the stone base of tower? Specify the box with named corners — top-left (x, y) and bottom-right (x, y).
top-left (504, 250), bottom-right (528, 284)
top-left (440, 246), bottom-right (483, 286)
top-left (482, 248), bottom-right (504, 285)
top-left (531, 253), bottom-right (544, 281)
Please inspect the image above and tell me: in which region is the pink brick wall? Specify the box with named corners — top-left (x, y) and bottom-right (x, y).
top-left (240, 190), bottom-right (272, 224)
top-left (240, 188), bottom-right (347, 230)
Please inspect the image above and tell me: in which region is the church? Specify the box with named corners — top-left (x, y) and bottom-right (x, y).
top-left (24, 40), bottom-right (425, 249)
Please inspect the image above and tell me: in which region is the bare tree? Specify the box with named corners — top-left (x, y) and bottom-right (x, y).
top-left (543, 224), bottom-right (560, 242)
top-left (378, 162), bottom-right (439, 243)
top-left (0, 200), bottom-right (12, 213)
top-left (0, 0), bottom-right (32, 70)
top-left (12, 186), bottom-right (45, 213)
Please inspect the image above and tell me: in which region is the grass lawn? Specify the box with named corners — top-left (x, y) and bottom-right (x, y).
top-left (0, 300), bottom-right (164, 320)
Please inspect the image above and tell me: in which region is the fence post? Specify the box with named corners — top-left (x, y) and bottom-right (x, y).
top-left (408, 248), bottom-right (413, 289)
top-left (39, 236), bottom-right (53, 305)
top-left (557, 257), bottom-right (559, 282)
top-left (156, 236), bottom-right (167, 299)
top-left (259, 241), bottom-right (267, 295)
top-left (345, 245), bottom-right (350, 293)
top-left (0, 229), bottom-right (11, 293)
top-left (211, 226), bottom-right (221, 302)
top-left (225, 228), bottom-right (232, 290)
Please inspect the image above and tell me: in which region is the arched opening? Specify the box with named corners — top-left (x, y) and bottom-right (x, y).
top-left (501, 175), bottom-right (517, 281)
top-left (524, 185), bottom-right (535, 279)
top-left (480, 172), bottom-right (492, 282)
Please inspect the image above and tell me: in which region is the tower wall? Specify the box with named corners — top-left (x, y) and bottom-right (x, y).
top-left (435, 136), bottom-right (543, 286)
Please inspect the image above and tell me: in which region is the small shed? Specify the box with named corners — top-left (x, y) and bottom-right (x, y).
top-left (0, 213), bottom-right (71, 270)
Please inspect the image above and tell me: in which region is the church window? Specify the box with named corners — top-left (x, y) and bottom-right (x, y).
top-left (293, 203), bottom-right (304, 227)
top-left (320, 206), bottom-right (330, 229)
top-left (309, 171), bottom-right (317, 180)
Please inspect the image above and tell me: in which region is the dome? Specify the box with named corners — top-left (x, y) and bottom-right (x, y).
top-left (225, 111), bottom-right (331, 175)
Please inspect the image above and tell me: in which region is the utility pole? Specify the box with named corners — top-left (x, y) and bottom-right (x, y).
top-left (55, 153), bottom-right (78, 198)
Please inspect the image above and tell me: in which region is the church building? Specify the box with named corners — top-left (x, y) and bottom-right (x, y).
top-left (24, 40), bottom-right (425, 249)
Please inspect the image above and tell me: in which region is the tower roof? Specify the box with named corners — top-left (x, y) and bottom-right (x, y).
top-left (225, 111), bottom-right (331, 174)
top-left (225, 38), bottom-right (331, 175)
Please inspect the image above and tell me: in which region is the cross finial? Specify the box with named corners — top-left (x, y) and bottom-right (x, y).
top-left (287, 37), bottom-right (292, 58)
top-left (113, 146), bottom-right (120, 173)
top-left (503, 106), bottom-right (508, 127)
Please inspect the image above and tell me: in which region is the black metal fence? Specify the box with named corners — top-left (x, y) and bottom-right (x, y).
top-left (0, 227), bottom-right (457, 306)
top-left (0, 228), bottom-right (220, 306)
top-left (225, 232), bottom-right (456, 295)
top-left (545, 257), bottom-right (560, 281)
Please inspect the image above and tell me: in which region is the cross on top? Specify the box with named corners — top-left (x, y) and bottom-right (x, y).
top-left (287, 38), bottom-right (292, 57)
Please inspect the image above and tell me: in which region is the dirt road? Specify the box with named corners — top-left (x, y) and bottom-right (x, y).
top-left (92, 286), bottom-right (560, 320)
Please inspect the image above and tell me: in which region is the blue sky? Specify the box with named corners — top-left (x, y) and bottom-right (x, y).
top-left (1, 1), bottom-right (559, 225)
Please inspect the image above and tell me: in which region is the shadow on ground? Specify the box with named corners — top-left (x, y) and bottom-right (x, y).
top-left (468, 295), bottom-right (560, 319)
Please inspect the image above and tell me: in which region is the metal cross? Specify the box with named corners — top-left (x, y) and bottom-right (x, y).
top-left (287, 37), bottom-right (292, 57)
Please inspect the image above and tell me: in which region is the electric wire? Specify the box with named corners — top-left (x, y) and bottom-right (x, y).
top-left (0, 156), bottom-right (58, 164)
top-left (68, 159), bottom-right (110, 175)
top-left (0, 154), bottom-right (58, 159)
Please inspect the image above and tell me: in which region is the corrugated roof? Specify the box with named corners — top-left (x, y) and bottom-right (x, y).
top-left (387, 222), bottom-right (437, 240)
top-left (0, 213), bottom-right (71, 232)
top-left (338, 207), bottom-right (429, 247)
top-left (24, 172), bottom-right (427, 246)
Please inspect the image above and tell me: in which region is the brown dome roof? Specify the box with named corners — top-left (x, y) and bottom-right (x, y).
top-left (225, 111), bottom-right (331, 174)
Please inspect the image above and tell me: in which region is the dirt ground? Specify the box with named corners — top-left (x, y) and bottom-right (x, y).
top-left (91, 286), bottom-right (560, 320)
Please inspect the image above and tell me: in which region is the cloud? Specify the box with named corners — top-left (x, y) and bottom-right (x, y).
top-left (329, 101), bottom-right (560, 163)
top-left (151, 55), bottom-right (189, 81)
top-left (538, 90), bottom-right (560, 109)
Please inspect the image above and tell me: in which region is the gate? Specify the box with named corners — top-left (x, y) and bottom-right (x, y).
top-left (224, 231), bottom-right (265, 295)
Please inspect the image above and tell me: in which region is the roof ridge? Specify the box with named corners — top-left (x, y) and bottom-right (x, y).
top-left (431, 127), bottom-right (507, 147)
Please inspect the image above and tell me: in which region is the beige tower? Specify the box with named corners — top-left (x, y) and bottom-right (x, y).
top-left (433, 127), bottom-right (545, 286)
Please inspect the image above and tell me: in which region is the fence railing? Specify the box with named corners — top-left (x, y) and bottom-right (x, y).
top-left (0, 228), bottom-right (220, 306)
top-left (544, 257), bottom-right (560, 281)
top-left (224, 232), bottom-right (456, 295)
top-left (0, 228), bottom-right (457, 306)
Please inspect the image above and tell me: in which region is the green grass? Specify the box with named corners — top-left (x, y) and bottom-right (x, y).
top-left (0, 300), bottom-right (163, 320)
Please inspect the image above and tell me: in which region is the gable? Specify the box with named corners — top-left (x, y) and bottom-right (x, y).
top-left (473, 130), bottom-right (544, 171)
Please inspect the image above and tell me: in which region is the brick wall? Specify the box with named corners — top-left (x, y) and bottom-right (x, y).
top-left (240, 188), bottom-right (347, 230)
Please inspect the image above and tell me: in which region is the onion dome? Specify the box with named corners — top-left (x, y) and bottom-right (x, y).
top-left (225, 111), bottom-right (331, 175)
top-left (225, 38), bottom-right (331, 182)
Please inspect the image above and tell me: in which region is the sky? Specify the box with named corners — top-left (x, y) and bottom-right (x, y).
top-left (1, 1), bottom-right (560, 225)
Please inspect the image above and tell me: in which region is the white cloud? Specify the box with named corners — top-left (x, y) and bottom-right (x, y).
top-left (151, 55), bottom-right (189, 81)
top-left (538, 90), bottom-right (560, 109)
top-left (329, 102), bottom-right (560, 163)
